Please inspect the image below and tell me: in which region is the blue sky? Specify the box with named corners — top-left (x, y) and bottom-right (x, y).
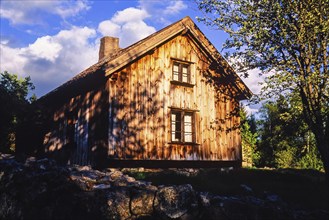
top-left (0, 0), bottom-right (261, 113)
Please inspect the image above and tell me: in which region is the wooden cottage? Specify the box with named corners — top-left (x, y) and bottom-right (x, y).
top-left (38, 17), bottom-right (252, 168)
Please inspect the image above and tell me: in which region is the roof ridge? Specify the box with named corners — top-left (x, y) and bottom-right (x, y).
top-left (39, 16), bottom-right (252, 102)
top-left (100, 16), bottom-right (191, 63)
top-left (39, 16), bottom-right (192, 101)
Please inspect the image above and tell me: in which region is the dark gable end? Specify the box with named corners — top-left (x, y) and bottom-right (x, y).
top-left (39, 16), bottom-right (252, 105)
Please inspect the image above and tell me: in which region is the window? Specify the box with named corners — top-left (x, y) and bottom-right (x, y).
top-left (171, 110), bottom-right (195, 143)
top-left (172, 62), bottom-right (190, 83)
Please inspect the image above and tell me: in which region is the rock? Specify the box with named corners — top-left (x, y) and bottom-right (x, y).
top-left (111, 174), bottom-right (138, 187)
top-left (220, 167), bottom-right (234, 173)
top-left (214, 196), bottom-right (256, 219)
top-left (199, 192), bottom-right (212, 207)
top-left (106, 189), bottom-right (131, 219)
top-left (173, 168), bottom-right (200, 177)
top-left (97, 175), bottom-right (112, 184)
top-left (240, 184), bottom-right (253, 194)
top-left (72, 177), bottom-right (94, 191)
top-left (125, 175), bottom-right (136, 183)
top-left (155, 184), bottom-right (198, 219)
top-left (199, 195), bottom-right (293, 220)
top-left (1, 153), bottom-right (328, 220)
top-left (0, 156), bottom-right (81, 219)
top-left (93, 183), bottom-right (111, 190)
top-left (265, 193), bottom-right (282, 203)
top-left (130, 187), bottom-right (156, 216)
top-left (76, 165), bottom-right (92, 171)
top-left (108, 170), bottom-right (124, 181)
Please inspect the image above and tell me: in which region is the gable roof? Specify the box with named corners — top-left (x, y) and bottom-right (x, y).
top-left (39, 16), bottom-right (252, 103)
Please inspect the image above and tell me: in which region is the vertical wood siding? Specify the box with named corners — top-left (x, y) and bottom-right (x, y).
top-left (43, 34), bottom-right (242, 165)
top-left (43, 83), bottom-right (108, 166)
top-left (108, 35), bottom-right (242, 161)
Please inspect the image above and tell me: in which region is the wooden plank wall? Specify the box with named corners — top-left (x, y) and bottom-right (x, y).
top-left (42, 34), bottom-right (242, 164)
top-left (43, 84), bottom-right (109, 166)
top-left (107, 35), bottom-right (242, 161)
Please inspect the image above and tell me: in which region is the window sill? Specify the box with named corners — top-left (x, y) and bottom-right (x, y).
top-left (168, 142), bottom-right (200, 146)
top-left (170, 80), bottom-right (194, 88)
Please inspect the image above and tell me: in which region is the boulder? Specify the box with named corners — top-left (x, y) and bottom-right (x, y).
top-left (1, 153), bottom-right (328, 220)
top-left (130, 186), bottom-right (156, 216)
top-left (155, 184), bottom-right (198, 219)
top-left (106, 189), bottom-right (131, 219)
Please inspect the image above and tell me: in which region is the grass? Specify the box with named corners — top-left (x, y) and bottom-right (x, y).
top-left (123, 168), bottom-right (329, 211)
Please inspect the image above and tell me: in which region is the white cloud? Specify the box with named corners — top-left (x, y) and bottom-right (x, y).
top-left (0, 0), bottom-right (90, 25)
top-left (138, 0), bottom-right (188, 24)
top-left (239, 68), bottom-right (268, 116)
top-left (0, 1), bottom-right (188, 98)
top-left (242, 69), bottom-right (264, 95)
top-left (0, 42), bottom-right (28, 75)
top-left (1, 4), bottom-right (158, 97)
top-left (0, 26), bottom-right (98, 97)
top-left (112, 7), bottom-right (150, 23)
top-left (163, 1), bottom-right (188, 15)
top-left (24, 36), bottom-right (63, 62)
top-left (243, 104), bottom-right (260, 116)
top-left (97, 7), bottom-right (156, 47)
top-left (227, 57), bottom-right (264, 96)
top-left (54, 0), bottom-right (91, 18)
top-left (98, 20), bottom-right (121, 38)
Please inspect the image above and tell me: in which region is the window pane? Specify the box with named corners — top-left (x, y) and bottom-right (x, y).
top-left (173, 73), bottom-right (179, 81)
top-left (171, 113), bottom-right (176, 121)
top-left (184, 114), bottom-right (193, 142)
top-left (182, 74), bottom-right (188, 83)
top-left (185, 124), bottom-right (192, 132)
top-left (182, 65), bottom-right (189, 83)
top-left (172, 62), bottom-right (191, 83)
top-left (173, 64), bottom-right (179, 72)
top-left (171, 111), bottom-right (194, 143)
top-left (175, 132), bottom-right (181, 141)
top-left (172, 132), bottom-right (177, 141)
top-left (171, 123), bottom-right (176, 132)
top-left (184, 133), bottom-right (192, 142)
top-left (182, 66), bottom-right (188, 73)
top-left (184, 114), bottom-right (192, 123)
top-left (173, 63), bottom-right (179, 81)
top-left (171, 112), bottom-right (181, 141)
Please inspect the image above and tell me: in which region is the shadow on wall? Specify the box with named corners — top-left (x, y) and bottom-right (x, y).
top-left (15, 47), bottom-right (244, 167)
top-left (107, 68), bottom-right (165, 160)
top-left (15, 69), bottom-right (109, 167)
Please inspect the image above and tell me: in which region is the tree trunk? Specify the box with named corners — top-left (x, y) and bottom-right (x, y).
top-left (314, 132), bottom-right (329, 185)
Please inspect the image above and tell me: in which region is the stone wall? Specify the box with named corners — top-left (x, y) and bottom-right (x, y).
top-left (0, 154), bottom-right (327, 219)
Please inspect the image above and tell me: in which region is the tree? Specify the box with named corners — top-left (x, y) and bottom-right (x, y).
top-left (257, 93), bottom-right (323, 170)
top-left (197, 0), bottom-right (329, 178)
top-left (0, 71), bottom-right (35, 153)
top-left (240, 106), bottom-right (258, 167)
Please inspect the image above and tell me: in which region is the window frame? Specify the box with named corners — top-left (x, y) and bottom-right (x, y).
top-left (170, 109), bottom-right (196, 144)
top-left (171, 60), bottom-right (194, 87)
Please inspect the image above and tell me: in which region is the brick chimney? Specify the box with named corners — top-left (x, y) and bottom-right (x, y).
top-left (99, 36), bottom-right (120, 61)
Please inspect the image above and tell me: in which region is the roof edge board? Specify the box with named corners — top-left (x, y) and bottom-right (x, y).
top-left (182, 20), bottom-right (253, 99)
top-left (104, 26), bottom-right (187, 77)
top-left (38, 16), bottom-right (252, 102)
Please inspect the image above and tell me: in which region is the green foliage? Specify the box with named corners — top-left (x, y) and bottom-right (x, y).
top-left (240, 106), bottom-right (258, 167)
top-left (197, 0), bottom-right (329, 176)
top-left (0, 72), bottom-right (35, 102)
top-left (274, 147), bottom-right (297, 168)
top-left (256, 94), bottom-right (323, 171)
top-left (0, 71), bottom-right (35, 153)
top-left (296, 132), bottom-right (324, 170)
